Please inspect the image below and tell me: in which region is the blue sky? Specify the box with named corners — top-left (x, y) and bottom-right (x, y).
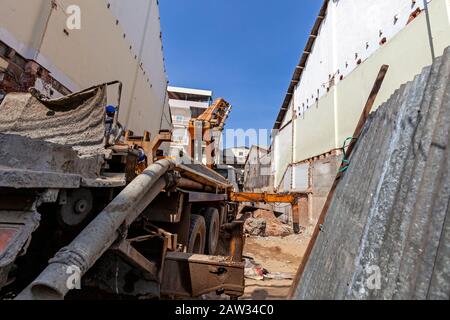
top-left (159, 0), bottom-right (322, 141)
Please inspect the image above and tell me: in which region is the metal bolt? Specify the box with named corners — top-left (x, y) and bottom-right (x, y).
top-left (74, 199), bottom-right (88, 214)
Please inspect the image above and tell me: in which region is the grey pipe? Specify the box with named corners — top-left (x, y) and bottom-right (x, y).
top-left (423, 0), bottom-right (436, 60)
top-left (177, 177), bottom-right (205, 191)
top-left (16, 159), bottom-right (176, 300)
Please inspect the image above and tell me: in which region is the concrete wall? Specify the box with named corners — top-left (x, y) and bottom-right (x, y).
top-left (308, 154), bottom-right (342, 227)
top-left (273, 122), bottom-right (292, 188)
top-left (294, 89), bottom-right (337, 161)
top-left (292, 0), bottom-right (450, 163)
top-left (292, 163), bottom-right (309, 192)
top-left (0, 0), bottom-right (171, 137)
top-left (294, 48), bottom-right (450, 299)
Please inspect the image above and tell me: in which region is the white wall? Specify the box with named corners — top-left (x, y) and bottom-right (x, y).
top-left (168, 99), bottom-right (209, 110)
top-left (168, 94), bottom-right (210, 157)
top-left (273, 122), bottom-right (292, 188)
top-left (294, 0), bottom-right (427, 117)
top-left (0, 0), bottom-right (171, 136)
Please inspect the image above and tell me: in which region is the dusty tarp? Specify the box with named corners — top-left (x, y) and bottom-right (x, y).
top-left (0, 85), bottom-right (107, 156)
top-left (294, 47), bottom-right (450, 300)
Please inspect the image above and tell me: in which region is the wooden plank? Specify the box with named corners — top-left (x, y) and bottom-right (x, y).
top-left (288, 65), bottom-right (389, 298)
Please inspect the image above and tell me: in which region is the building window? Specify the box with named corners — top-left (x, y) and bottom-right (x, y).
top-left (175, 115), bottom-right (184, 122)
top-left (239, 152), bottom-right (244, 157)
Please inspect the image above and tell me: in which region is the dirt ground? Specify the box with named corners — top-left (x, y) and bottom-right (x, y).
top-left (241, 234), bottom-right (310, 300)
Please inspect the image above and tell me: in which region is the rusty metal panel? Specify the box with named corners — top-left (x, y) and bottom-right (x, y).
top-left (142, 192), bottom-right (185, 223)
top-left (293, 46), bottom-right (450, 300)
top-left (0, 211), bottom-right (40, 290)
top-left (187, 191), bottom-right (227, 203)
top-left (161, 252), bottom-right (245, 298)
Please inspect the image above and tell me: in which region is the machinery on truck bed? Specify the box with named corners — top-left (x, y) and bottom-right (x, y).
top-left (0, 82), bottom-right (245, 300)
top-left (188, 98), bottom-right (232, 169)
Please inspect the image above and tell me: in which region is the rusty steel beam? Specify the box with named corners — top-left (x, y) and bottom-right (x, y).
top-left (229, 192), bottom-right (304, 204)
top-left (111, 239), bottom-right (161, 281)
top-left (177, 177), bottom-right (205, 191)
top-left (224, 221), bottom-right (244, 263)
top-left (161, 252), bottom-right (245, 298)
top-left (187, 191), bottom-right (228, 203)
top-left (289, 65), bottom-right (389, 299)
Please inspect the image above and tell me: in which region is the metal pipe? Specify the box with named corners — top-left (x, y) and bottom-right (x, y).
top-left (16, 159), bottom-right (176, 300)
top-left (177, 177), bottom-right (205, 191)
top-left (423, 0), bottom-right (436, 61)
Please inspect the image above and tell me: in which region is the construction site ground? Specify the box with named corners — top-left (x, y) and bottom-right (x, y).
top-left (242, 234), bottom-right (310, 300)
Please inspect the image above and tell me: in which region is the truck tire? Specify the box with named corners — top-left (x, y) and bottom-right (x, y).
top-left (188, 214), bottom-right (206, 254)
top-left (204, 208), bottom-right (220, 255)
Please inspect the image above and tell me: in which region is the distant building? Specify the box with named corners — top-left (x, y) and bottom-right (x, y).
top-left (168, 86), bottom-right (213, 162)
top-left (220, 147), bottom-right (250, 188)
top-left (243, 146), bottom-right (272, 192)
top-left (221, 147), bottom-right (250, 169)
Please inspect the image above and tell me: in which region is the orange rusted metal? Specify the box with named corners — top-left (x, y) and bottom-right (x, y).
top-left (229, 192), bottom-right (303, 204)
top-left (124, 130), bottom-right (172, 172)
top-left (188, 98), bottom-right (232, 168)
top-left (196, 98), bottom-right (231, 127)
top-left (0, 227), bottom-right (17, 255)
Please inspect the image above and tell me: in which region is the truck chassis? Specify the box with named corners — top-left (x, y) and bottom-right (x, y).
top-left (0, 83), bottom-right (245, 300)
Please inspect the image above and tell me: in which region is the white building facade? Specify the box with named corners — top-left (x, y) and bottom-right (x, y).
top-left (168, 86), bottom-right (213, 161)
top-left (222, 147), bottom-right (250, 168)
top-left (271, 0), bottom-right (450, 232)
top-left (273, 0), bottom-right (450, 191)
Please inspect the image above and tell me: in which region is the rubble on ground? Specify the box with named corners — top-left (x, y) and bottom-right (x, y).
top-left (241, 209), bottom-right (293, 237)
top-left (244, 218), bottom-right (266, 236)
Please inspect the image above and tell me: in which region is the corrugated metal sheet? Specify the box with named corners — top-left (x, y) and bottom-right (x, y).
top-left (0, 85), bottom-right (107, 156)
top-left (294, 46), bottom-right (450, 300)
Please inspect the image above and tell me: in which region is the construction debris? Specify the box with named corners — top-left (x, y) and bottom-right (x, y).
top-left (244, 218), bottom-right (267, 237)
top-left (244, 257), bottom-right (293, 281)
top-left (244, 257), bottom-right (267, 281)
top-left (293, 47), bottom-right (450, 300)
top-left (254, 210), bottom-right (293, 237)
top-left (241, 209), bottom-right (293, 237)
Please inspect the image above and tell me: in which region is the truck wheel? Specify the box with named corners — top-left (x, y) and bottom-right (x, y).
top-left (205, 208), bottom-right (220, 255)
top-left (188, 214), bottom-right (206, 254)
top-left (58, 189), bottom-right (93, 228)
